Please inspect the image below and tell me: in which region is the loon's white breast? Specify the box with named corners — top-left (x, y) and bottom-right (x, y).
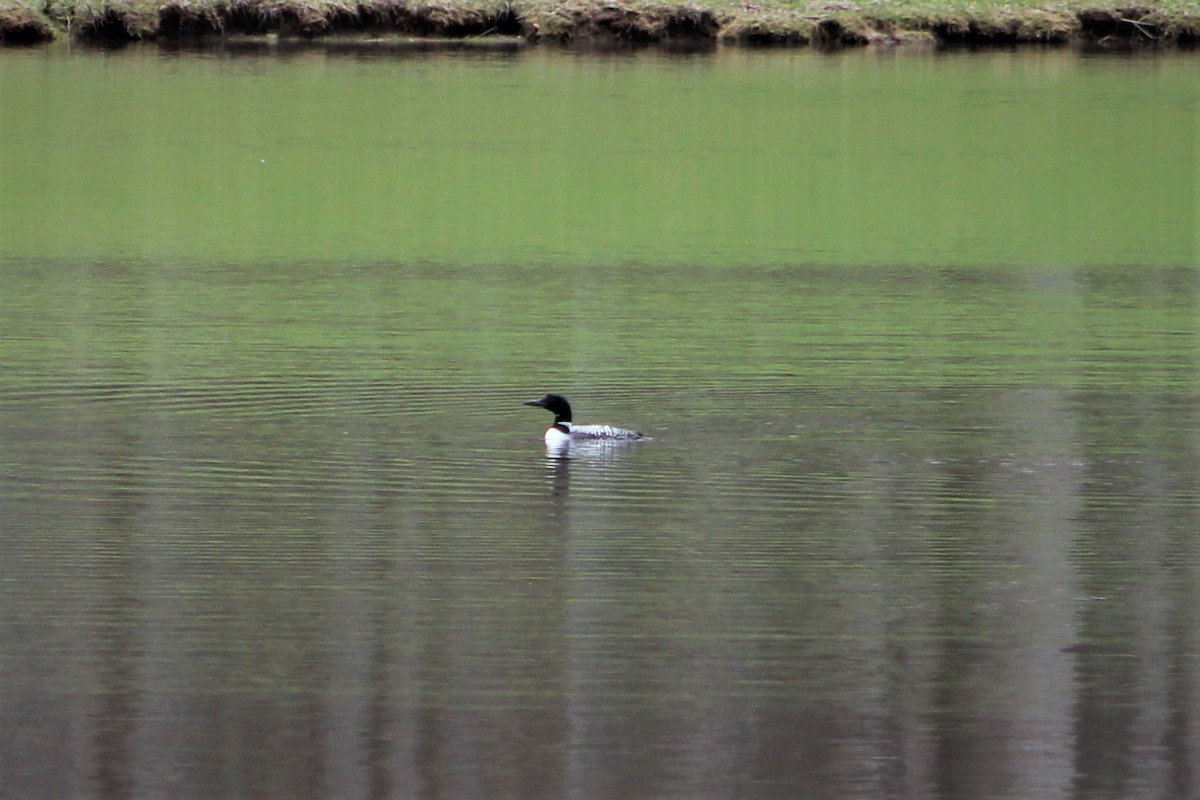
top-left (544, 423), bottom-right (572, 447)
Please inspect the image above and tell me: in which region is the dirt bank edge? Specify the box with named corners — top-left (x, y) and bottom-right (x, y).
top-left (2, 0), bottom-right (1197, 47)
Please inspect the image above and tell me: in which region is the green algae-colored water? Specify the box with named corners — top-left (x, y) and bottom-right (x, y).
top-left (2, 46), bottom-right (1194, 267)
top-left (0, 44), bottom-right (1197, 800)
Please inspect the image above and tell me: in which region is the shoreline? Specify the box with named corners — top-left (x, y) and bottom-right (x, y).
top-left (2, 0), bottom-right (1197, 48)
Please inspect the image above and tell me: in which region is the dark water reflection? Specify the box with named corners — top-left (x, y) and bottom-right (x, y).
top-left (1, 372), bottom-right (1197, 799)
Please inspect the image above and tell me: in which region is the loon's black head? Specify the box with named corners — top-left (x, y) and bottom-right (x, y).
top-left (524, 393), bottom-right (572, 423)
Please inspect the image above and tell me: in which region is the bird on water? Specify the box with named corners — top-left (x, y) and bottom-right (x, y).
top-left (523, 393), bottom-right (647, 447)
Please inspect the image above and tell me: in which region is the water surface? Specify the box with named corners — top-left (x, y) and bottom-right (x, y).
top-left (0, 44), bottom-right (1197, 800)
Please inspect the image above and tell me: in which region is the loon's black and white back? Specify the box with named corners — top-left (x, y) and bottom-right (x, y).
top-left (523, 393), bottom-right (647, 447)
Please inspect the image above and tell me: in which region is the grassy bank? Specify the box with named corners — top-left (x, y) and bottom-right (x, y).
top-left (2, 0), bottom-right (1198, 46)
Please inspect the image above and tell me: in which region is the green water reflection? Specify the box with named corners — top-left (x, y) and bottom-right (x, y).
top-left (0, 44), bottom-right (1197, 800)
top-left (1, 46), bottom-right (1195, 267)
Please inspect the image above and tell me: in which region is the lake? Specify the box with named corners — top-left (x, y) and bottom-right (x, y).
top-left (0, 42), bottom-right (1197, 800)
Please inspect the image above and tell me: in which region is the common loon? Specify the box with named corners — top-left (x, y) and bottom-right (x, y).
top-left (524, 393), bottom-right (647, 446)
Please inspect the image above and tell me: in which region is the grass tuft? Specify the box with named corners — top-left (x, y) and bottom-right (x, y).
top-left (0, 0), bottom-right (55, 40)
top-left (516, 0), bottom-right (720, 42)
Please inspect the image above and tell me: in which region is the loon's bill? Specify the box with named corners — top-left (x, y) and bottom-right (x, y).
top-left (523, 393), bottom-right (647, 446)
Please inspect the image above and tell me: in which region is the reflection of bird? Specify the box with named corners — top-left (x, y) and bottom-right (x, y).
top-left (523, 393), bottom-right (648, 448)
